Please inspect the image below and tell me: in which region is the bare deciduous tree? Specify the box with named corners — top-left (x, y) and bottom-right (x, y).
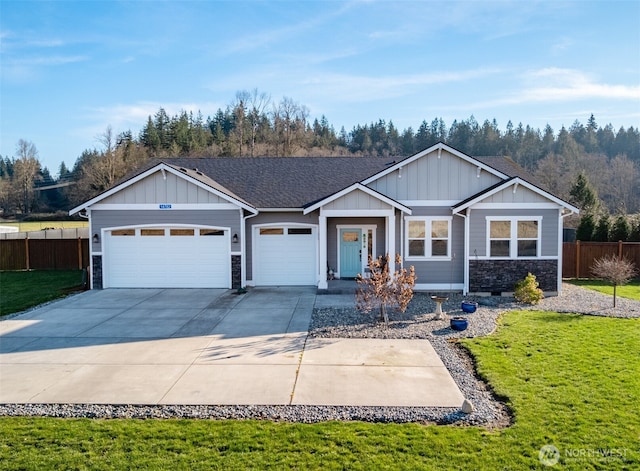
top-left (591, 255), bottom-right (638, 307)
top-left (11, 139), bottom-right (42, 214)
top-left (355, 254), bottom-right (416, 327)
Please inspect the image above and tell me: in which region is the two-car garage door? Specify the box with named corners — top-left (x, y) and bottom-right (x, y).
top-left (103, 226), bottom-right (230, 288)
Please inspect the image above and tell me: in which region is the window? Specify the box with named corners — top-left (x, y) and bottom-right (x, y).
top-left (140, 229), bottom-right (164, 236)
top-left (260, 228), bottom-right (284, 235)
top-left (200, 229), bottom-right (224, 236)
top-left (170, 229), bottom-right (194, 236)
top-left (111, 229), bottom-right (135, 236)
top-left (406, 217), bottom-right (451, 259)
top-left (488, 218), bottom-right (540, 258)
top-left (288, 228), bottom-right (312, 235)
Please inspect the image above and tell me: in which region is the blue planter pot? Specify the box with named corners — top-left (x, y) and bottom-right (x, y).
top-left (450, 317), bottom-right (469, 331)
top-left (461, 301), bottom-right (478, 313)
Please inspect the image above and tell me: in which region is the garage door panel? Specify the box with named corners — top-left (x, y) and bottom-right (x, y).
top-left (104, 226), bottom-right (230, 288)
top-left (254, 227), bottom-right (316, 286)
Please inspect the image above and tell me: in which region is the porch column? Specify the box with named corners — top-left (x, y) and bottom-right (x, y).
top-left (387, 211), bottom-right (396, 270)
top-left (318, 213), bottom-right (328, 290)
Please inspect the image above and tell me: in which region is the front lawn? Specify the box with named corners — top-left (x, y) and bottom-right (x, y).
top-left (1, 311), bottom-right (638, 469)
top-left (568, 278), bottom-right (640, 300)
top-left (0, 270), bottom-right (85, 317)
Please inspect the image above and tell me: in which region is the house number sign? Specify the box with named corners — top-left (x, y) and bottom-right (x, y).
top-left (159, 204), bottom-right (172, 209)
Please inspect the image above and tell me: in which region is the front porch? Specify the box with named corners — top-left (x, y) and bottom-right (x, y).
top-left (318, 279), bottom-right (359, 295)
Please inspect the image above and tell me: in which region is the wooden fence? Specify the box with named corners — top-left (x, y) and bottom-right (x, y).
top-left (0, 238), bottom-right (89, 271)
top-left (563, 241), bottom-right (640, 278)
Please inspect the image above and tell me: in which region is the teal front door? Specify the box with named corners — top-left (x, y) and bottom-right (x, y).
top-left (340, 228), bottom-right (362, 278)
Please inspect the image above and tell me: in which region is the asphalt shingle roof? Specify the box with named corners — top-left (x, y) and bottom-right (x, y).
top-left (161, 156), bottom-right (393, 208)
top-left (126, 152), bottom-right (539, 209)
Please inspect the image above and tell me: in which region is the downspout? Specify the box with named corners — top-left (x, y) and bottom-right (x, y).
top-left (241, 209), bottom-right (259, 288)
top-left (400, 211), bottom-right (404, 269)
top-left (78, 209), bottom-right (92, 289)
top-left (453, 209), bottom-right (469, 295)
top-left (558, 208), bottom-right (574, 295)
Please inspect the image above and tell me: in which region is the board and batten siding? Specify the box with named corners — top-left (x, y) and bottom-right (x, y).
top-left (91, 209), bottom-right (241, 253)
top-left (481, 184), bottom-right (549, 204)
top-left (403, 207), bottom-right (464, 285)
top-left (468, 208), bottom-right (560, 258)
top-left (322, 189), bottom-right (392, 211)
top-left (99, 170), bottom-right (227, 205)
top-left (367, 149), bottom-right (502, 201)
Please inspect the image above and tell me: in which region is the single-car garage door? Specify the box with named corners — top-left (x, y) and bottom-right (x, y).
top-left (254, 225), bottom-right (317, 285)
top-left (104, 226), bottom-right (230, 288)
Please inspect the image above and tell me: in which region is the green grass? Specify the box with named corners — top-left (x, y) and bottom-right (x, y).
top-left (1, 311), bottom-right (638, 469)
top-left (0, 221), bottom-right (88, 231)
top-left (568, 279), bottom-right (640, 300)
top-left (0, 270), bottom-right (85, 316)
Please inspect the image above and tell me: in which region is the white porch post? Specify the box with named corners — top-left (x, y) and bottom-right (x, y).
top-left (318, 213), bottom-right (328, 290)
top-left (387, 210), bottom-right (396, 270)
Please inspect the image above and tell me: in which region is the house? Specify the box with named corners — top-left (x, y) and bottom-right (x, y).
top-left (70, 142), bottom-right (578, 295)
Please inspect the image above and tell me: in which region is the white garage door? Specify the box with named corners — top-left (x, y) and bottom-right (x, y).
top-left (104, 226), bottom-right (230, 288)
top-left (254, 226), bottom-right (317, 285)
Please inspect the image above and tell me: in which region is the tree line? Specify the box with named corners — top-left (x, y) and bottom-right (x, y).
top-left (1, 89), bottom-right (639, 234)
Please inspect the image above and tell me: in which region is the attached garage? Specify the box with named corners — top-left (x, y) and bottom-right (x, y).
top-left (103, 225), bottom-right (231, 288)
top-left (253, 225), bottom-right (317, 285)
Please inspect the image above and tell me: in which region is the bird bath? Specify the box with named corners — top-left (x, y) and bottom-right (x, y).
top-left (431, 295), bottom-right (449, 320)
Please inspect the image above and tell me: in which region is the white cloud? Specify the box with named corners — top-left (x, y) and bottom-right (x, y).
top-left (74, 101), bottom-right (224, 143)
top-left (451, 68), bottom-right (640, 110)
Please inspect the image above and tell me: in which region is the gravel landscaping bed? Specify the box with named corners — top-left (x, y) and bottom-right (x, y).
top-left (308, 283), bottom-right (640, 427)
top-left (1, 284), bottom-right (637, 426)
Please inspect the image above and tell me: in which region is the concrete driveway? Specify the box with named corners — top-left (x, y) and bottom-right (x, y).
top-left (0, 287), bottom-right (464, 407)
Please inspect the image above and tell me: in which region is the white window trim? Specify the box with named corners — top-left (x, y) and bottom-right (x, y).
top-left (404, 216), bottom-right (452, 261)
top-left (486, 216), bottom-right (542, 259)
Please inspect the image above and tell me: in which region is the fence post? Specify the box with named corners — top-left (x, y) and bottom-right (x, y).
top-left (576, 240), bottom-right (580, 278)
top-left (77, 237), bottom-right (83, 270)
top-left (25, 237), bottom-right (30, 270)
top-left (618, 240), bottom-right (623, 260)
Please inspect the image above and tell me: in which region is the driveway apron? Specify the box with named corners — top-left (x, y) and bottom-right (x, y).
top-left (0, 288), bottom-right (464, 408)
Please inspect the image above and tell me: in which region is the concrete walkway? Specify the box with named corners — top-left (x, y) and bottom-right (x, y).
top-left (0, 287), bottom-right (464, 407)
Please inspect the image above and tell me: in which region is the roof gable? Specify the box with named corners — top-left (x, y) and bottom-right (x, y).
top-left (452, 177), bottom-right (579, 213)
top-left (303, 183), bottom-right (411, 215)
top-left (363, 142), bottom-right (506, 202)
top-left (69, 163), bottom-right (256, 215)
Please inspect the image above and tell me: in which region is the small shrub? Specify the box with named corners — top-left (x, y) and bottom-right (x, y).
top-left (355, 254), bottom-right (416, 326)
top-left (591, 255), bottom-right (638, 307)
top-left (514, 272), bottom-right (544, 305)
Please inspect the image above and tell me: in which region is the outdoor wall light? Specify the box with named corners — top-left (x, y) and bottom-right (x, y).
top-left (92, 233), bottom-right (100, 243)
top-left (232, 233), bottom-right (239, 243)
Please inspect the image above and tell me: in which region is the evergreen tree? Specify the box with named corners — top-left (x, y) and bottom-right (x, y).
top-left (576, 213), bottom-right (595, 241)
top-left (629, 220), bottom-right (640, 242)
top-left (592, 215), bottom-right (611, 242)
top-left (569, 172), bottom-right (598, 214)
top-left (610, 215), bottom-right (630, 242)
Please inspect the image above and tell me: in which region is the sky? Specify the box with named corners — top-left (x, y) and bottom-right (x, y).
top-left (1, 0), bottom-right (639, 175)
